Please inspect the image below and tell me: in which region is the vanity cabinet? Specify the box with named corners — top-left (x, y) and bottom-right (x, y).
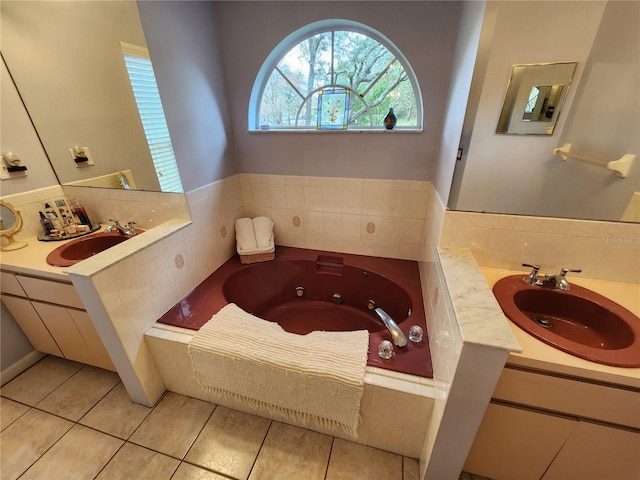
top-left (1, 270), bottom-right (115, 371)
top-left (464, 365), bottom-right (640, 479)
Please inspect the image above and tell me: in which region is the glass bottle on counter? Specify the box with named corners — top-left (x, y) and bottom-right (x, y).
top-left (39, 211), bottom-right (54, 235)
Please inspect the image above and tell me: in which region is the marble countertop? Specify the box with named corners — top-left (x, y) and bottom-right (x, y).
top-left (481, 266), bottom-right (640, 389)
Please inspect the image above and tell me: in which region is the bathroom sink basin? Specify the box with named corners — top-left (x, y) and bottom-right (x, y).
top-left (493, 275), bottom-right (640, 367)
top-left (46, 231), bottom-right (137, 267)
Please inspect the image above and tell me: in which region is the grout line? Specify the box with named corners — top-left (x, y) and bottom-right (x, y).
top-left (323, 436), bottom-right (336, 480)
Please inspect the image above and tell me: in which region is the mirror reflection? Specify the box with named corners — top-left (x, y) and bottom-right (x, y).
top-left (522, 85), bottom-right (564, 122)
top-left (451, 0), bottom-right (638, 223)
top-left (496, 62), bottom-right (576, 135)
top-left (1, 1), bottom-right (182, 193)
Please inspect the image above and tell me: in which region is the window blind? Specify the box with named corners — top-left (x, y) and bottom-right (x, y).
top-left (121, 43), bottom-right (183, 193)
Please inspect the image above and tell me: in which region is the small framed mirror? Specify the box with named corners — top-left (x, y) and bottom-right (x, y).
top-left (1, 200), bottom-right (28, 251)
top-left (496, 62), bottom-right (577, 135)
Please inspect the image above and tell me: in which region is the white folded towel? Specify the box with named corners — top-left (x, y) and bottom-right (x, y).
top-left (188, 304), bottom-right (369, 437)
top-left (253, 216), bottom-right (274, 249)
top-left (235, 218), bottom-right (258, 251)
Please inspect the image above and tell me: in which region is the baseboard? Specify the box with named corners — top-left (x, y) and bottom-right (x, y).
top-left (1, 351), bottom-right (46, 386)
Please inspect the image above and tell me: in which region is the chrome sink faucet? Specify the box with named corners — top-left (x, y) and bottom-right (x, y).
top-left (105, 219), bottom-right (137, 236)
top-left (522, 264), bottom-right (582, 291)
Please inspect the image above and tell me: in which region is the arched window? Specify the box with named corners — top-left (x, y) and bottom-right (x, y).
top-left (249, 20), bottom-right (422, 131)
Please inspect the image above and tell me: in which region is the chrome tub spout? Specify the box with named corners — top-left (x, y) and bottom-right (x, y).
top-left (374, 307), bottom-right (408, 347)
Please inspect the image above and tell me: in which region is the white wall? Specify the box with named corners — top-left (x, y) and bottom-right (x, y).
top-left (137, 0), bottom-right (238, 193)
top-left (536, 1), bottom-right (640, 221)
top-left (1, 1), bottom-right (160, 191)
top-left (453, 1), bottom-right (608, 216)
top-left (212, 1), bottom-right (461, 181)
top-left (0, 58), bottom-right (58, 196)
top-left (432, 1), bottom-right (487, 207)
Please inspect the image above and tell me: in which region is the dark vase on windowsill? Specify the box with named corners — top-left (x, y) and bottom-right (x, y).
top-left (384, 108), bottom-right (397, 130)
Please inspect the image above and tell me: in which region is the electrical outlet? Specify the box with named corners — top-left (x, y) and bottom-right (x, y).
top-left (69, 146), bottom-right (95, 167)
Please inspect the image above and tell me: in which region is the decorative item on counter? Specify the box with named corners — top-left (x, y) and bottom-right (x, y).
top-left (39, 211), bottom-right (54, 235)
top-left (69, 199), bottom-right (92, 227)
top-left (383, 107), bottom-right (397, 130)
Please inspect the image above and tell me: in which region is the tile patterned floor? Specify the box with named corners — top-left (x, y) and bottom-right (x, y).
top-left (1, 356), bottom-right (489, 480)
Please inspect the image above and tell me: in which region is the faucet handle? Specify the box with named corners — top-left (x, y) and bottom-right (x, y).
top-left (522, 263), bottom-right (540, 285)
top-left (559, 267), bottom-right (582, 276)
top-left (109, 219), bottom-right (121, 225)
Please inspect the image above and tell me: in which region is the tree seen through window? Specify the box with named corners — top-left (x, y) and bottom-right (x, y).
top-left (258, 27), bottom-right (419, 130)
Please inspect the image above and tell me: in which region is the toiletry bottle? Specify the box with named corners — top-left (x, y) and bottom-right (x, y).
top-left (70, 199), bottom-right (92, 227)
top-left (39, 211), bottom-right (54, 235)
top-left (44, 204), bottom-right (64, 231)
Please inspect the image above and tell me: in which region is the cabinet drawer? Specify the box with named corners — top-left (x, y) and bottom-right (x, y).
top-left (15, 275), bottom-right (84, 309)
top-left (1, 271), bottom-right (27, 296)
top-left (493, 367), bottom-right (640, 429)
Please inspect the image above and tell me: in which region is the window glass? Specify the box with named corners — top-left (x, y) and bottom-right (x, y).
top-left (254, 23), bottom-right (421, 131)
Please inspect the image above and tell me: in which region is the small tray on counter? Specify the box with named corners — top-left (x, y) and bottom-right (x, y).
top-left (37, 223), bottom-right (102, 242)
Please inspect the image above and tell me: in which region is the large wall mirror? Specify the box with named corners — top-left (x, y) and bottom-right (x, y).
top-left (450, 1), bottom-right (639, 223)
top-left (496, 62), bottom-right (577, 135)
top-left (1, 1), bottom-right (182, 193)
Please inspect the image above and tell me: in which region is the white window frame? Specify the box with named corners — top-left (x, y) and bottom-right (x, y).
top-left (249, 19), bottom-right (423, 132)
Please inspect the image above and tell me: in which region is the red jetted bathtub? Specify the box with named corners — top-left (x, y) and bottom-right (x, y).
top-left (158, 246), bottom-right (433, 377)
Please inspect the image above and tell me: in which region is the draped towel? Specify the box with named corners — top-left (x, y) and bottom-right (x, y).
top-left (188, 303), bottom-right (369, 437)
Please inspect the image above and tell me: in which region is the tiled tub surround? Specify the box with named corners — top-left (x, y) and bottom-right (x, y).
top-left (239, 174), bottom-right (429, 261)
top-left (157, 246), bottom-right (433, 378)
top-left (146, 324), bottom-right (435, 458)
top-left (66, 178), bottom-right (244, 408)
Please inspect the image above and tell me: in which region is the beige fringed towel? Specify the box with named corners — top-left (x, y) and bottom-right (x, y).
top-left (188, 303), bottom-right (369, 437)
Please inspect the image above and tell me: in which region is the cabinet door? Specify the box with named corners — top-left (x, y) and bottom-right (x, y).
top-left (31, 302), bottom-right (116, 372)
top-left (31, 302), bottom-right (87, 364)
top-left (464, 402), bottom-right (578, 480)
top-left (1, 295), bottom-right (62, 356)
top-left (67, 309), bottom-right (115, 371)
top-left (542, 421), bottom-right (640, 480)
